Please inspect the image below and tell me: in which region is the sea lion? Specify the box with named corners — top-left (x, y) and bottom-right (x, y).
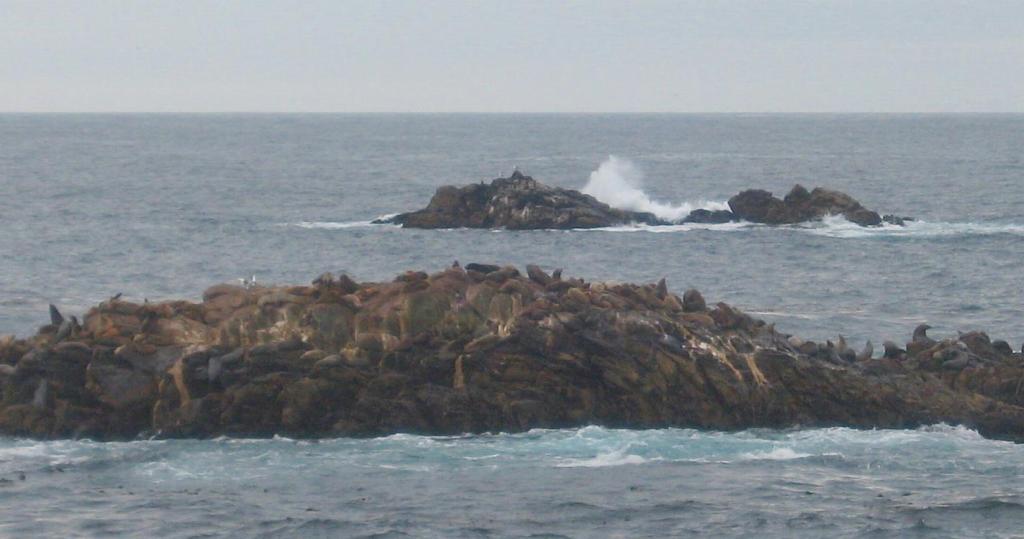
top-left (912, 324), bottom-right (935, 345)
top-left (907, 324), bottom-right (937, 356)
top-left (882, 341), bottom-right (903, 359)
top-left (942, 349), bottom-right (971, 370)
top-left (992, 340), bottom-right (1013, 357)
top-left (655, 278), bottom-right (668, 299)
top-left (48, 304), bottom-right (63, 326)
top-left (53, 316), bottom-right (78, 343)
top-left (465, 263), bottom-right (500, 274)
top-left (856, 341), bottom-right (874, 362)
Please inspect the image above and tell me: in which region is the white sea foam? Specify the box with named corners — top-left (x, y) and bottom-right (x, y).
top-left (555, 448), bottom-right (653, 468)
top-left (737, 447), bottom-right (814, 461)
top-left (581, 155), bottom-right (728, 222)
top-left (802, 215), bottom-right (1024, 239)
top-left (573, 213), bottom-right (1024, 239)
top-left (290, 217), bottom-right (396, 230)
top-left (577, 221), bottom-right (752, 233)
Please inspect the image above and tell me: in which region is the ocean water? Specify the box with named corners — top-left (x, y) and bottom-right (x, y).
top-left (3, 426), bottom-right (1024, 538)
top-left (2, 114), bottom-right (1024, 537)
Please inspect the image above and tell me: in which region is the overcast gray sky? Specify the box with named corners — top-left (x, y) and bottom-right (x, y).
top-left (2, 0), bottom-right (1022, 112)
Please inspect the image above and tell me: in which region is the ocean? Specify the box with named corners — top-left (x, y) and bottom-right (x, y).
top-left (1, 113), bottom-right (1023, 537)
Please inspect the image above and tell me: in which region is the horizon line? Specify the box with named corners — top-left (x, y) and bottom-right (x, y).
top-left (2, 111), bottom-right (1023, 115)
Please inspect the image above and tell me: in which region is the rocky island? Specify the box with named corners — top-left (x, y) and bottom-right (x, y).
top-left (377, 171), bottom-right (908, 229)
top-left (377, 171), bottom-right (668, 229)
top-left (1, 264), bottom-right (1023, 441)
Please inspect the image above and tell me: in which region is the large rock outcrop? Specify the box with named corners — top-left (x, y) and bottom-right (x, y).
top-left (380, 172), bottom-right (906, 229)
top-left (728, 184), bottom-right (906, 227)
top-left (378, 171), bottom-right (667, 229)
top-left (1, 265), bottom-right (1020, 441)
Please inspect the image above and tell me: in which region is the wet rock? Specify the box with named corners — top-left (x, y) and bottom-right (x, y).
top-left (2, 265), bottom-right (1024, 442)
top-left (381, 171), bottom-right (667, 229)
top-left (728, 184), bottom-right (892, 227)
top-left (882, 215), bottom-right (912, 226)
top-left (86, 353), bottom-right (156, 408)
top-left (681, 209), bottom-right (736, 224)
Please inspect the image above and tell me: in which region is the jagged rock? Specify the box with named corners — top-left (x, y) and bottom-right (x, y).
top-left (681, 209), bottom-right (736, 224)
top-left (1, 265), bottom-right (1023, 441)
top-left (379, 172), bottom-right (907, 230)
top-left (378, 171), bottom-right (667, 229)
top-left (728, 184), bottom-right (896, 227)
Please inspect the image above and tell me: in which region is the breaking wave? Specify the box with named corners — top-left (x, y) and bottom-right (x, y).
top-left (287, 215), bottom-right (399, 229)
top-left (802, 215), bottom-right (1024, 239)
top-left (581, 155), bottom-right (728, 221)
top-left (582, 214), bottom-right (1024, 238)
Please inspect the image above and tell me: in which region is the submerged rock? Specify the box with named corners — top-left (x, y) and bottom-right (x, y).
top-left (1, 266), bottom-right (1021, 441)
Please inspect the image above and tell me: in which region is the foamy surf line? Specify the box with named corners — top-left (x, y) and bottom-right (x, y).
top-left (286, 214), bottom-right (399, 230)
top-left (800, 216), bottom-right (1024, 239)
top-left (577, 221), bottom-right (752, 233)
top-left (574, 217), bottom-right (1024, 238)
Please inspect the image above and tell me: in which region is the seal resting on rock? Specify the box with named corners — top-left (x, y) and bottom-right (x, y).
top-left (1, 265), bottom-right (1022, 442)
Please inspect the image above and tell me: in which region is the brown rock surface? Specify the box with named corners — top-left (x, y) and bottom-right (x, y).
top-left (1, 266), bottom-right (1021, 441)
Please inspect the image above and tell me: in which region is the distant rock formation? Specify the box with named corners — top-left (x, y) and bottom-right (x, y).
top-left (379, 172), bottom-right (907, 229)
top-left (0, 266), bottom-right (1022, 441)
top-left (377, 171), bottom-right (667, 229)
top-left (727, 184), bottom-right (908, 227)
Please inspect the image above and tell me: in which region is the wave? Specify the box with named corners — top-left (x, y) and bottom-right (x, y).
top-left (577, 214), bottom-right (1024, 239)
top-left (736, 447), bottom-right (814, 461)
top-left (292, 214), bottom-right (1024, 240)
top-left (581, 155), bottom-right (728, 221)
top-left (288, 215), bottom-right (398, 230)
top-left (803, 215), bottom-right (1024, 239)
top-left (1, 424), bottom-right (1019, 483)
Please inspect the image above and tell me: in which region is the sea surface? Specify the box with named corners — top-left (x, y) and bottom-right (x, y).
top-left (1, 114), bottom-right (1023, 537)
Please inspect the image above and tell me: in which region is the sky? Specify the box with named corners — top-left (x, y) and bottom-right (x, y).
top-left (2, 0), bottom-right (1022, 113)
